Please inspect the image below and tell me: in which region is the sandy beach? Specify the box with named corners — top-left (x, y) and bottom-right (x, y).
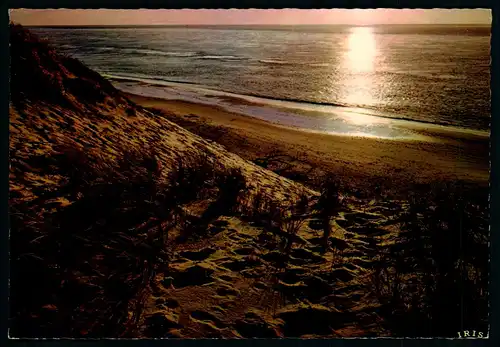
top-left (127, 93), bottom-right (490, 196)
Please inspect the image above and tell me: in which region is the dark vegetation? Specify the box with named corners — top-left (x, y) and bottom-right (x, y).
top-left (240, 188), bottom-right (312, 257)
top-left (10, 23), bottom-right (123, 111)
top-left (368, 182), bottom-right (489, 337)
top-left (10, 146), bottom-right (247, 337)
top-left (10, 139), bottom-right (489, 338)
top-left (316, 175), bottom-right (344, 253)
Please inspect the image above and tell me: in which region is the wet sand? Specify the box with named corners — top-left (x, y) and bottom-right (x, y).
top-left (127, 93), bottom-right (490, 195)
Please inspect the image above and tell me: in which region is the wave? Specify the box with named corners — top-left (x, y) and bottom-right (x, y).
top-left (105, 73), bottom-right (489, 136)
top-left (93, 46), bottom-right (199, 57)
top-left (197, 55), bottom-right (248, 61)
top-left (104, 73), bottom-right (391, 113)
top-left (82, 45), bottom-right (250, 61)
top-left (105, 73), bottom-right (346, 106)
top-left (258, 59), bottom-right (291, 65)
top-left (123, 48), bottom-right (199, 57)
top-left (64, 45), bottom-right (196, 57)
top-left (309, 63), bottom-right (332, 67)
top-left (95, 47), bottom-right (115, 52)
top-left (79, 45), bottom-right (332, 68)
top-left (379, 69), bottom-right (469, 81)
top-left (60, 44), bottom-right (78, 49)
top-left (259, 59), bottom-right (332, 67)
top-left (104, 73), bottom-right (201, 87)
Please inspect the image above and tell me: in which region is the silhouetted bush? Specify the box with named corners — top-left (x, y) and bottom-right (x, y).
top-left (214, 167), bottom-right (247, 215)
top-left (170, 160), bottom-right (249, 241)
top-left (315, 175), bottom-right (344, 253)
top-left (168, 152), bottom-right (217, 204)
top-left (247, 189), bottom-right (266, 220)
top-left (241, 189), bottom-right (283, 232)
top-left (10, 146), bottom-right (175, 338)
top-left (178, 166), bottom-right (248, 241)
top-left (281, 191), bottom-right (311, 253)
top-left (369, 181), bottom-right (489, 337)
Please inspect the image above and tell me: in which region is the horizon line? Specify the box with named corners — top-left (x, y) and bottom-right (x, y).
top-left (21, 23), bottom-right (492, 27)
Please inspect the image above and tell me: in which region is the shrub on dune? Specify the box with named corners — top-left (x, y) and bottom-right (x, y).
top-left (368, 181), bottom-right (489, 337)
top-left (10, 146), bottom-right (176, 337)
top-left (315, 175), bottom-right (343, 253)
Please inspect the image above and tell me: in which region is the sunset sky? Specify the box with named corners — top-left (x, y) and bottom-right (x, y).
top-left (10, 9), bottom-right (492, 26)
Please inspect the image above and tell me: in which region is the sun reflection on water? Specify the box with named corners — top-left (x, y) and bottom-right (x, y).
top-left (346, 26), bottom-right (377, 73)
top-left (342, 111), bottom-right (387, 126)
top-left (340, 27), bottom-right (379, 125)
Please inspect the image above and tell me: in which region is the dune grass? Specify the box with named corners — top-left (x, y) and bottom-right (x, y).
top-left (9, 144), bottom-right (250, 337)
top-left (367, 182), bottom-right (489, 337)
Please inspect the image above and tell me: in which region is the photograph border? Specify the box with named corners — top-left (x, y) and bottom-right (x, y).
top-left (2, 1), bottom-right (497, 346)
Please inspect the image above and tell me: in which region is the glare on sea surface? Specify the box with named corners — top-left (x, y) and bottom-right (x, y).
top-left (341, 111), bottom-right (386, 126)
top-left (338, 26), bottom-right (380, 126)
top-left (346, 26), bottom-right (377, 73)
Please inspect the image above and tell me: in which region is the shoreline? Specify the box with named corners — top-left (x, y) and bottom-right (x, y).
top-left (109, 75), bottom-right (489, 142)
top-left (126, 92), bottom-right (490, 195)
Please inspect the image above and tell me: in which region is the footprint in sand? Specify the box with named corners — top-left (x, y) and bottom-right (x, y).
top-left (190, 310), bottom-right (226, 329)
top-left (337, 212), bottom-right (382, 228)
top-left (290, 248), bottom-right (325, 264)
top-left (253, 280), bottom-right (268, 290)
top-left (328, 267), bottom-right (357, 282)
top-left (348, 226), bottom-right (389, 237)
top-left (143, 312), bottom-right (183, 338)
top-left (217, 274), bottom-right (236, 282)
top-left (155, 298), bottom-right (180, 309)
top-left (329, 237), bottom-right (351, 251)
top-left (241, 266), bottom-right (267, 278)
top-left (261, 250), bottom-right (288, 264)
top-left (234, 311), bottom-right (283, 338)
top-left (220, 256), bottom-right (262, 271)
top-left (164, 263), bottom-right (216, 288)
top-left (276, 275), bottom-right (332, 302)
top-left (233, 246), bottom-right (260, 256)
top-left (211, 305), bottom-right (227, 313)
top-left (212, 220), bottom-right (230, 228)
top-left (178, 248), bottom-right (217, 261)
top-left (216, 284), bottom-right (241, 297)
top-left (308, 219), bottom-right (324, 231)
top-left (277, 303), bottom-right (352, 337)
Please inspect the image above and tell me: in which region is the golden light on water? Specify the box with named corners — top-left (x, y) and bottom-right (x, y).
top-left (342, 112), bottom-right (387, 126)
top-left (340, 26), bottom-right (379, 124)
top-left (346, 27), bottom-right (377, 73)
top-left (342, 76), bottom-right (377, 110)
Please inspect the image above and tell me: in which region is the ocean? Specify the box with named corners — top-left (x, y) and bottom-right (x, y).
top-left (31, 25), bottom-right (491, 138)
